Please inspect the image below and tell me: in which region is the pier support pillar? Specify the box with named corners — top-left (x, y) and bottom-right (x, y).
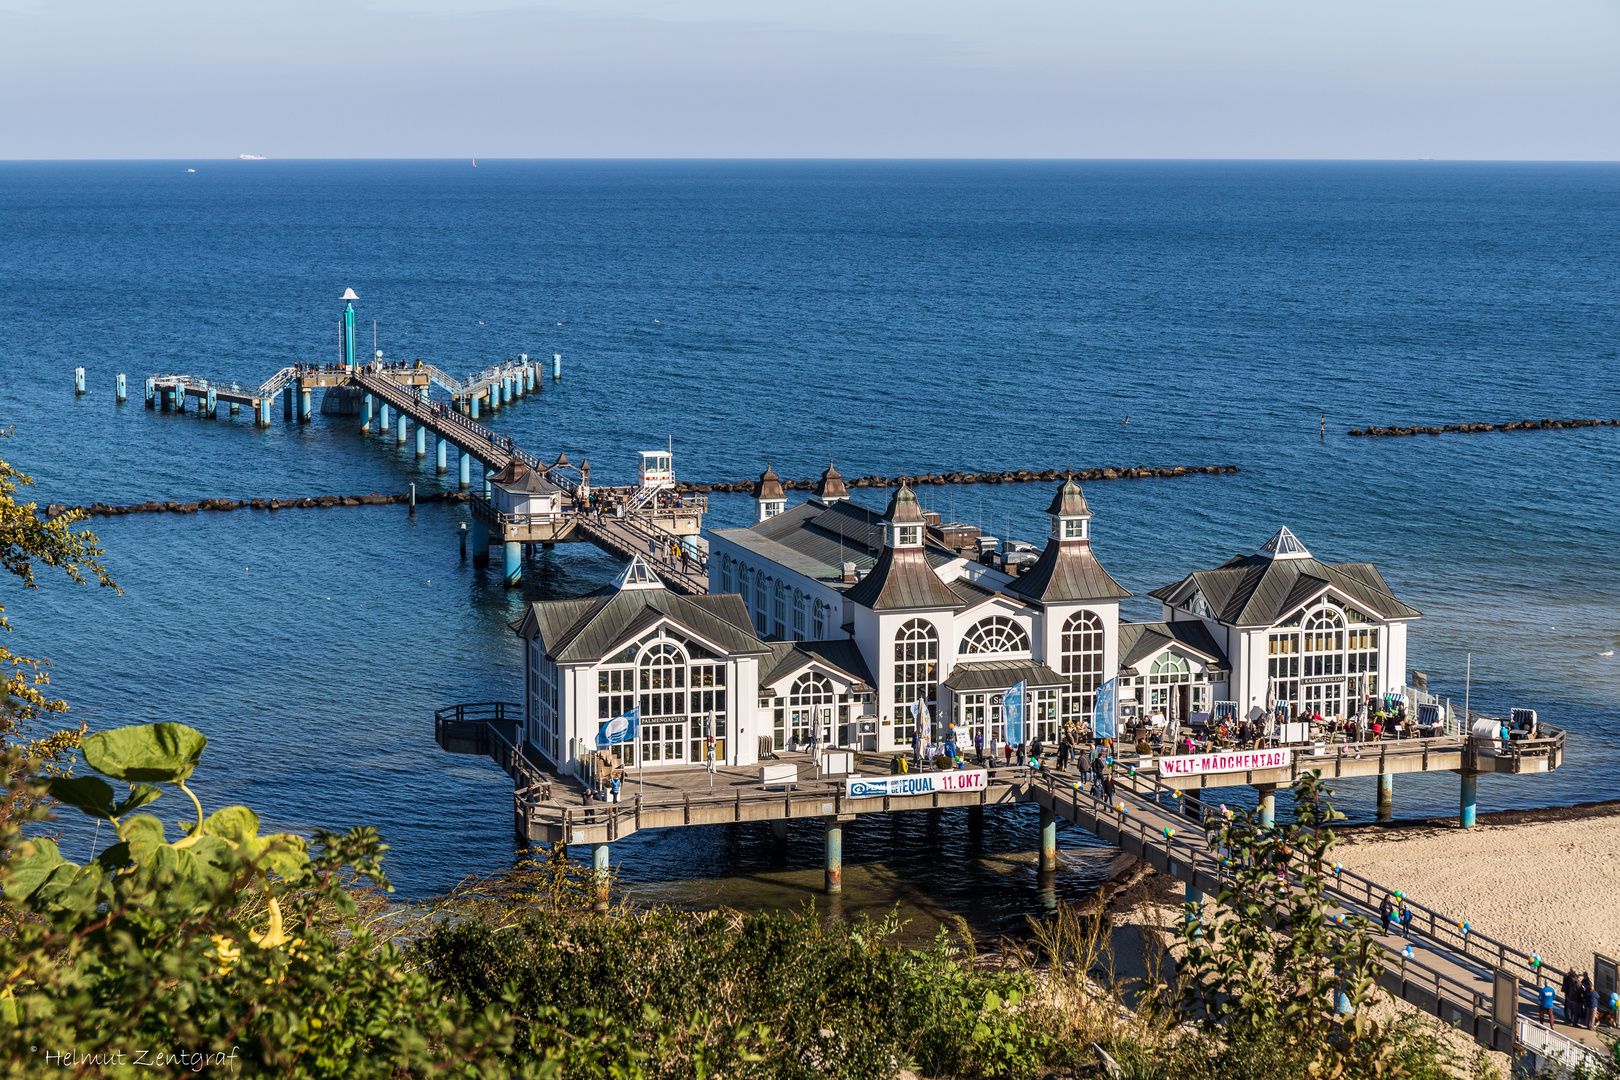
top-left (470, 394), bottom-right (479, 420)
top-left (256, 397), bottom-right (271, 426)
top-left (503, 542), bottom-right (521, 587)
top-left (206, 388), bottom-right (217, 418)
top-left (299, 388), bottom-right (312, 422)
top-left (459, 451), bottom-right (471, 489)
top-left (415, 424), bottom-right (426, 458)
top-left (361, 393), bottom-right (372, 431)
top-left (470, 518), bottom-right (489, 565)
top-left (174, 388), bottom-right (185, 414)
top-left (115, 373), bottom-right (126, 403)
top-left (74, 366), bottom-right (85, 395)
top-left (1377, 771), bottom-right (1393, 822)
top-left (283, 386), bottom-right (293, 420)
top-left (1255, 783), bottom-right (1277, 830)
top-left (484, 466), bottom-right (492, 500)
top-left (552, 353), bottom-right (561, 380)
top-left (824, 817), bottom-right (843, 894)
top-left (591, 843), bottom-right (610, 910)
top-left (1459, 772), bottom-right (1478, 829)
top-left (490, 383), bottom-right (500, 411)
top-left (1038, 806), bottom-right (1057, 871)
top-left (397, 413), bottom-right (408, 445)
top-left (144, 378), bottom-right (155, 408)
top-left (229, 401), bottom-right (239, 416)
top-left (379, 404), bottom-right (390, 436)
top-left (436, 437), bottom-right (448, 474)
top-left (769, 819), bottom-right (788, 843)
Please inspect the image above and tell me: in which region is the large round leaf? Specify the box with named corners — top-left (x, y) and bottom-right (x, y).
top-left (82, 723), bottom-right (207, 782)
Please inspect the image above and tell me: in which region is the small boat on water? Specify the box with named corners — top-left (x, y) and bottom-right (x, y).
top-left (471, 158), bottom-right (477, 167)
top-left (239, 154), bottom-right (266, 161)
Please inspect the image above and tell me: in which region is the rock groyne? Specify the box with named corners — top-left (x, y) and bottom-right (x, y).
top-left (679, 463), bottom-right (1240, 495)
top-left (1348, 418), bottom-right (1618, 438)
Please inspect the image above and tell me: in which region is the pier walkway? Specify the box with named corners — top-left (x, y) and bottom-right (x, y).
top-left (436, 704), bottom-right (1591, 1065)
top-left (144, 360), bottom-right (711, 591)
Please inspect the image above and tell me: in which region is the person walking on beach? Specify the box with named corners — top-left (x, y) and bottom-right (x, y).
top-left (1378, 893), bottom-right (1394, 935)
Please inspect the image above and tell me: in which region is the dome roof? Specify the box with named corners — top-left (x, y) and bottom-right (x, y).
top-left (752, 463), bottom-right (785, 502)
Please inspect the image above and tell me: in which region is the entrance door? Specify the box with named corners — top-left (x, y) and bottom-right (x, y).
top-left (1303, 683), bottom-right (1343, 721)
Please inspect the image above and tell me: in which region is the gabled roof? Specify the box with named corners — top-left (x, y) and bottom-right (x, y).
top-left (946, 576), bottom-right (1006, 613)
top-left (520, 576), bottom-right (768, 664)
top-left (1006, 539), bottom-right (1132, 604)
top-left (1148, 531), bottom-right (1420, 628)
top-left (490, 459), bottom-right (559, 495)
top-left (1117, 620), bottom-right (1231, 673)
top-left (759, 638), bottom-right (876, 689)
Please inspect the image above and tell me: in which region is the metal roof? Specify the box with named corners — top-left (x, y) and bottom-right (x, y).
top-left (1045, 476), bottom-right (1092, 518)
top-left (943, 660), bottom-right (1068, 692)
top-left (523, 582), bottom-right (769, 664)
top-left (759, 638), bottom-right (876, 689)
top-left (1148, 547), bottom-right (1420, 628)
top-left (1006, 537), bottom-right (1132, 604)
top-left (843, 546), bottom-right (961, 610)
top-left (1117, 620), bottom-right (1231, 673)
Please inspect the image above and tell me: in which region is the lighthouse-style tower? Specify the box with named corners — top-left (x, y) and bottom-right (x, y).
top-left (341, 287), bottom-right (359, 369)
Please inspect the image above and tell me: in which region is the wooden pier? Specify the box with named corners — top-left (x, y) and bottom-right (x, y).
top-left (436, 702), bottom-right (1591, 1064)
top-left (142, 358), bottom-right (712, 590)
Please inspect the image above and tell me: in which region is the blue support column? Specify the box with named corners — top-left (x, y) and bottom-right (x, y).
top-left (415, 423), bottom-right (426, 458)
top-left (115, 373), bottom-right (127, 403)
top-left (824, 818), bottom-right (843, 893)
top-left (489, 382), bottom-right (500, 411)
top-left (74, 366), bottom-right (85, 395)
top-left (470, 394), bottom-right (479, 419)
top-left (256, 396), bottom-right (271, 426)
top-left (459, 451), bottom-right (471, 489)
top-left (1378, 771), bottom-right (1393, 822)
top-left (470, 517), bottom-right (489, 565)
top-left (1256, 784), bottom-right (1277, 830)
top-left (436, 437), bottom-right (448, 474)
top-left (1460, 772), bottom-right (1478, 829)
top-left (552, 353), bottom-right (561, 380)
top-left (230, 401), bottom-right (240, 416)
top-left (503, 541), bottom-right (522, 587)
top-left (206, 388), bottom-right (217, 417)
top-left (174, 387), bottom-right (185, 414)
top-left (144, 378), bottom-right (156, 408)
top-left (379, 404), bottom-right (390, 435)
top-left (397, 413), bottom-right (408, 445)
top-left (361, 393), bottom-right (373, 431)
top-left (300, 388), bottom-right (312, 422)
top-left (1039, 806), bottom-right (1057, 871)
top-left (483, 466), bottom-right (492, 499)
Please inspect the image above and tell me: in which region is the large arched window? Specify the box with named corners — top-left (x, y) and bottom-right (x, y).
top-left (1147, 652), bottom-right (1190, 717)
top-left (958, 615), bottom-right (1030, 655)
top-left (893, 619), bottom-right (939, 745)
top-left (792, 589), bottom-right (807, 641)
top-left (1060, 610), bottom-right (1104, 721)
top-left (752, 570), bottom-right (767, 635)
top-left (720, 555), bottom-right (735, 594)
top-left (811, 598), bottom-right (827, 640)
top-left (1303, 608), bottom-right (1345, 676)
top-left (773, 581), bottom-right (789, 640)
top-left (785, 671), bottom-right (835, 746)
top-left (639, 643), bottom-right (686, 711)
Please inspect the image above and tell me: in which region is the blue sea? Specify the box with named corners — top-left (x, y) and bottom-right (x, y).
top-left (1, 161), bottom-right (1616, 936)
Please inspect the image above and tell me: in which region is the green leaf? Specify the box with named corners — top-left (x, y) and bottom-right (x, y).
top-left (111, 783), bottom-right (163, 817)
top-left (119, 813), bottom-right (167, 861)
top-left (3, 837), bottom-right (69, 901)
top-left (82, 722), bottom-right (207, 782)
top-left (44, 775), bottom-right (116, 819)
top-left (202, 805), bottom-right (260, 844)
top-left (29, 861), bottom-right (107, 916)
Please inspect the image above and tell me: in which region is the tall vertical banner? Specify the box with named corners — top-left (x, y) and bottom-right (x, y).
top-left (1003, 681), bottom-right (1026, 745)
top-left (1092, 677), bottom-right (1118, 741)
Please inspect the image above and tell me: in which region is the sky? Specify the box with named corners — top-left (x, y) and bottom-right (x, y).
top-left (1, 0), bottom-right (1618, 159)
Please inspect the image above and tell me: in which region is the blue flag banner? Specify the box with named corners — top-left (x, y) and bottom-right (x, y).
top-left (1092, 678), bottom-right (1118, 741)
top-left (596, 707), bottom-right (641, 750)
top-left (1003, 681), bottom-right (1026, 745)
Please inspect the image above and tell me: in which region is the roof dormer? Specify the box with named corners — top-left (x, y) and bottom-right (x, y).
top-left (812, 461), bottom-right (848, 505)
top-left (1047, 474), bottom-right (1093, 543)
top-left (1257, 527), bottom-right (1311, 561)
top-left (884, 483), bottom-right (927, 550)
top-left (752, 463), bottom-right (786, 522)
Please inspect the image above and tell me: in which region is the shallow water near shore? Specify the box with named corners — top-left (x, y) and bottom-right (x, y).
top-left (1, 160), bottom-right (1617, 940)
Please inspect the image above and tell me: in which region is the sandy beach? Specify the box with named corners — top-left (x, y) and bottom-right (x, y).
top-left (1331, 803), bottom-right (1620, 976)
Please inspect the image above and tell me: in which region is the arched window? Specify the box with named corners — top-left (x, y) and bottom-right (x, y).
top-left (792, 589), bottom-right (807, 641)
top-left (790, 672), bottom-right (835, 705)
top-left (720, 555), bottom-right (735, 594)
top-left (893, 619), bottom-right (939, 745)
top-left (639, 642), bottom-right (687, 714)
top-left (958, 615), bottom-right (1030, 655)
top-left (1061, 610), bottom-right (1104, 721)
top-left (1303, 608), bottom-right (1344, 677)
top-left (811, 598), bottom-right (827, 640)
top-left (753, 570), bottom-right (767, 635)
top-left (786, 671), bottom-right (834, 746)
top-left (773, 581), bottom-right (788, 640)
top-left (1148, 653), bottom-right (1190, 684)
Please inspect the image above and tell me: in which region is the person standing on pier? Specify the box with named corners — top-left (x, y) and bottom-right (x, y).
top-left (1539, 981), bottom-right (1558, 1025)
top-left (1564, 968), bottom-right (1582, 1025)
top-left (1378, 893), bottom-right (1394, 935)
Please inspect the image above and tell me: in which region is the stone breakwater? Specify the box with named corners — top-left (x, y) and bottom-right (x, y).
top-left (678, 463), bottom-right (1240, 494)
top-left (42, 491), bottom-right (471, 519)
top-left (1348, 418), bottom-right (1619, 438)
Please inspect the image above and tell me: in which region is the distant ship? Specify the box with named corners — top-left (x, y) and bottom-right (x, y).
top-left (239, 154), bottom-right (266, 161)
top-left (471, 158), bottom-right (477, 167)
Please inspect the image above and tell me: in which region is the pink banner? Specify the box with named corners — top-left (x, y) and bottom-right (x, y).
top-left (1158, 747), bottom-right (1292, 778)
